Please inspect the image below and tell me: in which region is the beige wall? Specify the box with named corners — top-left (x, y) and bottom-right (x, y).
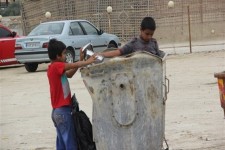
top-left (20, 0), bottom-right (225, 45)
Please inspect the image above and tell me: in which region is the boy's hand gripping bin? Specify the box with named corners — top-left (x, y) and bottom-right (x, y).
top-left (80, 52), bottom-right (169, 150)
top-left (214, 71), bottom-right (225, 118)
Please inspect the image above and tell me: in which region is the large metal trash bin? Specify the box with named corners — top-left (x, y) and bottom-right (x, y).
top-left (214, 71), bottom-right (225, 118)
top-left (81, 52), bottom-right (168, 150)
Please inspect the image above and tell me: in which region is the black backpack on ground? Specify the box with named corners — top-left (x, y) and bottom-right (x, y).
top-left (71, 94), bottom-right (96, 150)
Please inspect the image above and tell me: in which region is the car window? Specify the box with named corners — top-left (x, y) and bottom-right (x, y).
top-left (69, 22), bottom-right (84, 36)
top-left (0, 27), bottom-right (12, 38)
top-left (28, 22), bottom-right (64, 36)
top-left (80, 21), bottom-right (98, 35)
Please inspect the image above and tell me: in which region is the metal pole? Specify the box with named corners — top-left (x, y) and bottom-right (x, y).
top-left (200, 0), bottom-right (203, 23)
top-left (97, 0), bottom-right (100, 28)
top-left (108, 13), bottom-right (111, 33)
top-left (187, 5), bottom-right (192, 53)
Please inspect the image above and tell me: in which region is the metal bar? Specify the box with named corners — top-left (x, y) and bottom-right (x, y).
top-left (187, 5), bottom-right (192, 53)
top-left (200, 0), bottom-right (203, 23)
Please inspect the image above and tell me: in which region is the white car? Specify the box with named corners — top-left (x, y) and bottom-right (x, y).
top-left (15, 20), bottom-right (121, 72)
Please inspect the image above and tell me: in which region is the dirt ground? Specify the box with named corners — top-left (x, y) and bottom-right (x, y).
top-left (0, 50), bottom-right (225, 150)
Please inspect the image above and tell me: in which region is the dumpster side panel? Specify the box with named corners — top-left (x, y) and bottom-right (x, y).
top-left (81, 53), bottom-right (166, 150)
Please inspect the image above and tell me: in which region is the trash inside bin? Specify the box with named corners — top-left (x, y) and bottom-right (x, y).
top-left (81, 52), bottom-right (169, 150)
top-left (214, 71), bottom-right (225, 118)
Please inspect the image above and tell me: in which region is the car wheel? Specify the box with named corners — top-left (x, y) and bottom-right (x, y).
top-left (25, 63), bottom-right (38, 72)
top-left (65, 49), bottom-right (75, 63)
top-left (104, 43), bottom-right (117, 52)
top-left (108, 43), bottom-right (117, 48)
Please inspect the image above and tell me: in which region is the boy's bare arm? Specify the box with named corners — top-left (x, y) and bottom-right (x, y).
top-left (64, 55), bottom-right (96, 77)
top-left (65, 68), bottom-right (79, 78)
top-left (100, 49), bottom-right (121, 58)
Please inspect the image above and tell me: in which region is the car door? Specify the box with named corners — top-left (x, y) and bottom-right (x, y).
top-left (67, 21), bottom-right (90, 61)
top-left (79, 21), bottom-right (107, 53)
top-left (0, 27), bottom-right (17, 66)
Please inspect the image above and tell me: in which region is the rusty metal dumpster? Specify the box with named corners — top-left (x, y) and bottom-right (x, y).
top-left (214, 71), bottom-right (225, 118)
top-left (80, 51), bottom-right (168, 150)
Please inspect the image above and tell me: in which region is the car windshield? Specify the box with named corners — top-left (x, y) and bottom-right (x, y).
top-left (28, 22), bottom-right (64, 36)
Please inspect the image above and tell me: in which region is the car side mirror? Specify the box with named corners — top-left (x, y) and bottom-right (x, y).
top-left (98, 29), bottom-right (104, 35)
top-left (11, 31), bottom-right (17, 37)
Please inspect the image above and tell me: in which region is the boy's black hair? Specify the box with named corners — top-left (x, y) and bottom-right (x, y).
top-left (47, 39), bottom-right (66, 60)
top-left (141, 17), bottom-right (156, 31)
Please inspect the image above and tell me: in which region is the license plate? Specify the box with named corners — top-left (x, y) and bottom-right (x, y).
top-left (26, 42), bottom-right (40, 48)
